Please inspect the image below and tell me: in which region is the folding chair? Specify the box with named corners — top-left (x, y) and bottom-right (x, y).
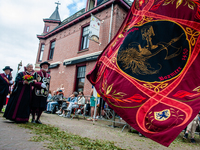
top-left (71, 104), bottom-right (84, 120)
top-left (103, 107), bottom-right (114, 119)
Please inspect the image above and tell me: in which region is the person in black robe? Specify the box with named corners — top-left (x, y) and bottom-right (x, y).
top-left (31, 61), bottom-right (50, 124)
top-left (3, 64), bottom-right (42, 123)
top-left (0, 66), bottom-right (13, 112)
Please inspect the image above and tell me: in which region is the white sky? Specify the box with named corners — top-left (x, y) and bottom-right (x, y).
top-left (0, 0), bottom-right (133, 78)
top-left (0, 0), bottom-right (86, 78)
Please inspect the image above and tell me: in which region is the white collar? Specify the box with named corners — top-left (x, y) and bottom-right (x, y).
top-left (4, 73), bottom-right (8, 77)
top-left (26, 71), bottom-right (31, 75)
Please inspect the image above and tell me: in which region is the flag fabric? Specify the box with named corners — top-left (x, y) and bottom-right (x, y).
top-left (87, 0), bottom-right (200, 147)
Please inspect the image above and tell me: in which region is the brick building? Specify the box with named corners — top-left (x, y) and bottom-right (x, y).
top-left (35, 0), bottom-right (132, 96)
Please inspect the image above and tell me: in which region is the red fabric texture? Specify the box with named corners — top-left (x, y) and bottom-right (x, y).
top-left (87, 0), bottom-right (200, 147)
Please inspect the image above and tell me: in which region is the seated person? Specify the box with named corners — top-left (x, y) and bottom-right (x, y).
top-left (76, 92), bottom-right (85, 114)
top-left (46, 90), bottom-right (64, 113)
top-left (47, 90), bottom-right (52, 102)
top-left (58, 99), bottom-right (68, 116)
top-left (59, 92), bottom-right (78, 117)
top-left (83, 98), bottom-right (90, 117)
top-left (183, 112), bottom-right (200, 143)
top-left (57, 93), bottom-right (73, 115)
top-left (61, 92), bottom-right (78, 118)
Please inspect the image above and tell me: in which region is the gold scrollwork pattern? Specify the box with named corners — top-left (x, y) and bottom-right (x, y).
top-left (137, 16), bottom-right (153, 26)
top-left (143, 82), bottom-right (168, 92)
top-left (170, 108), bottom-right (184, 123)
top-left (118, 34), bottom-right (124, 38)
top-left (185, 27), bottom-right (200, 46)
top-left (193, 86), bottom-right (200, 92)
top-left (112, 40), bottom-right (117, 47)
top-left (163, 0), bottom-right (196, 10)
top-left (103, 80), bottom-right (127, 100)
top-left (111, 57), bottom-right (116, 64)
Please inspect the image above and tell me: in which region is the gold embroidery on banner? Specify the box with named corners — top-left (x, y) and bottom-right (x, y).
top-left (103, 80), bottom-right (127, 99)
top-left (112, 41), bottom-right (117, 47)
top-left (137, 16), bottom-right (153, 26)
top-left (117, 25), bottom-right (183, 75)
top-left (143, 82), bottom-right (168, 92)
top-left (185, 27), bottom-right (200, 46)
top-left (193, 86), bottom-right (200, 92)
top-left (118, 34), bottom-right (124, 38)
top-left (123, 26), bottom-right (130, 33)
top-left (99, 78), bottom-right (142, 108)
top-left (111, 57), bottom-right (116, 64)
top-left (170, 108), bottom-right (184, 123)
top-left (163, 0), bottom-right (196, 10)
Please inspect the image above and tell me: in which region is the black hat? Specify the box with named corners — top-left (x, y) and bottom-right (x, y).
top-left (58, 90), bottom-right (62, 92)
top-left (40, 61), bottom-right (50, 68)
top-left (3, 66), bottom-right (13, 71)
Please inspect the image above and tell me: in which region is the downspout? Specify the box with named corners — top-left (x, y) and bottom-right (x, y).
top-left (108, 3), bottom-right (114, 43)
top-left (108, 2), bottom-right (116, 128)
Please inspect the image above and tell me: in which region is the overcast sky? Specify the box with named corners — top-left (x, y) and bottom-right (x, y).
top-left (0, 0), bottom-right (133, 79)
top-left (0, 0), bottom-right (87, 78)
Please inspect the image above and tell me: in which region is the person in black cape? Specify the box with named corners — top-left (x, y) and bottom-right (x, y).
top-left (0, 66), bottom-right (13, 112)
top-left (3, 64), bottom-right (42, 123)
top-left (31, 61), bottom-right (50, 124)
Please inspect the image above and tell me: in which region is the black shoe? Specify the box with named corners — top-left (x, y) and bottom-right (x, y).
top-left (35, 120), bottom-right (42, 124)
top-left (44, 111), bottom-right (50, 113)
top-left (191, 138), bottom-right (196, 143)
top-left (183, 133), bottom-right (188, 139)
top-left (31, 119), bottom-right (36, 123)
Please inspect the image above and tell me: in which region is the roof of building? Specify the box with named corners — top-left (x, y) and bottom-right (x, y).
top-left (38, 0), bottom-right (132, 39)
top-left (125, 0), bottom-right (133, 5)
top-left (60, 8), bottom-right (85, 26)
top-left (47, 5), bottom-right (61, 21)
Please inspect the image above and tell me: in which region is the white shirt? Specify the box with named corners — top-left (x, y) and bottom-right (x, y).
top-left (4, 73), bottom-right (8, 78)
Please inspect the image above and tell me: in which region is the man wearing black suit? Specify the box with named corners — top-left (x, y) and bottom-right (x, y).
top-left (0, 66), bottom-right (13, 112)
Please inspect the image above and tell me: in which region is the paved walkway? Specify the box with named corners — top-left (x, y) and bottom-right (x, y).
top-left (0, 114), bottom-right (47, 150)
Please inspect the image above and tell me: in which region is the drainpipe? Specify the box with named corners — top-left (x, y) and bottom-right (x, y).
top-left (108, 2), bottom-right (116, 128)
top-left (108, 3), bottom-right (114, 43)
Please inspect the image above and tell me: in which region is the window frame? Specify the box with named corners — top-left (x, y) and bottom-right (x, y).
top-left (48, 39), bottom-right (56, 60)
top-left (38, 43), bottom-right (45, 62)
top-left (79, 24), bottom-right (90, 51)
top-left (74, 64), bottom-right (86, 92)
top-left (44, 25), bottom-right (50, 33)
top-left (85, 0), bottom-right (97, 11)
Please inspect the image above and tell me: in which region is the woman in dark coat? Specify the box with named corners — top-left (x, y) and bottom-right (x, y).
top-left (3, 64), bottom-right (41, 123)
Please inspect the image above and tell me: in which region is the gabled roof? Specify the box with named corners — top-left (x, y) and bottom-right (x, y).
top-left (45, 5), bottom-right (61, 21)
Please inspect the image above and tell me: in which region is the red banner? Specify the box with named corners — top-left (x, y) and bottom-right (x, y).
top-left (87, 0), bottom-right (200, 147)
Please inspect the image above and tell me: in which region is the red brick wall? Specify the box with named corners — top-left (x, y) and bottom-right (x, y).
top-left (36, 4), bottom-right (128, 97)
top-left (44, 22), bottom-right (59, 33)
